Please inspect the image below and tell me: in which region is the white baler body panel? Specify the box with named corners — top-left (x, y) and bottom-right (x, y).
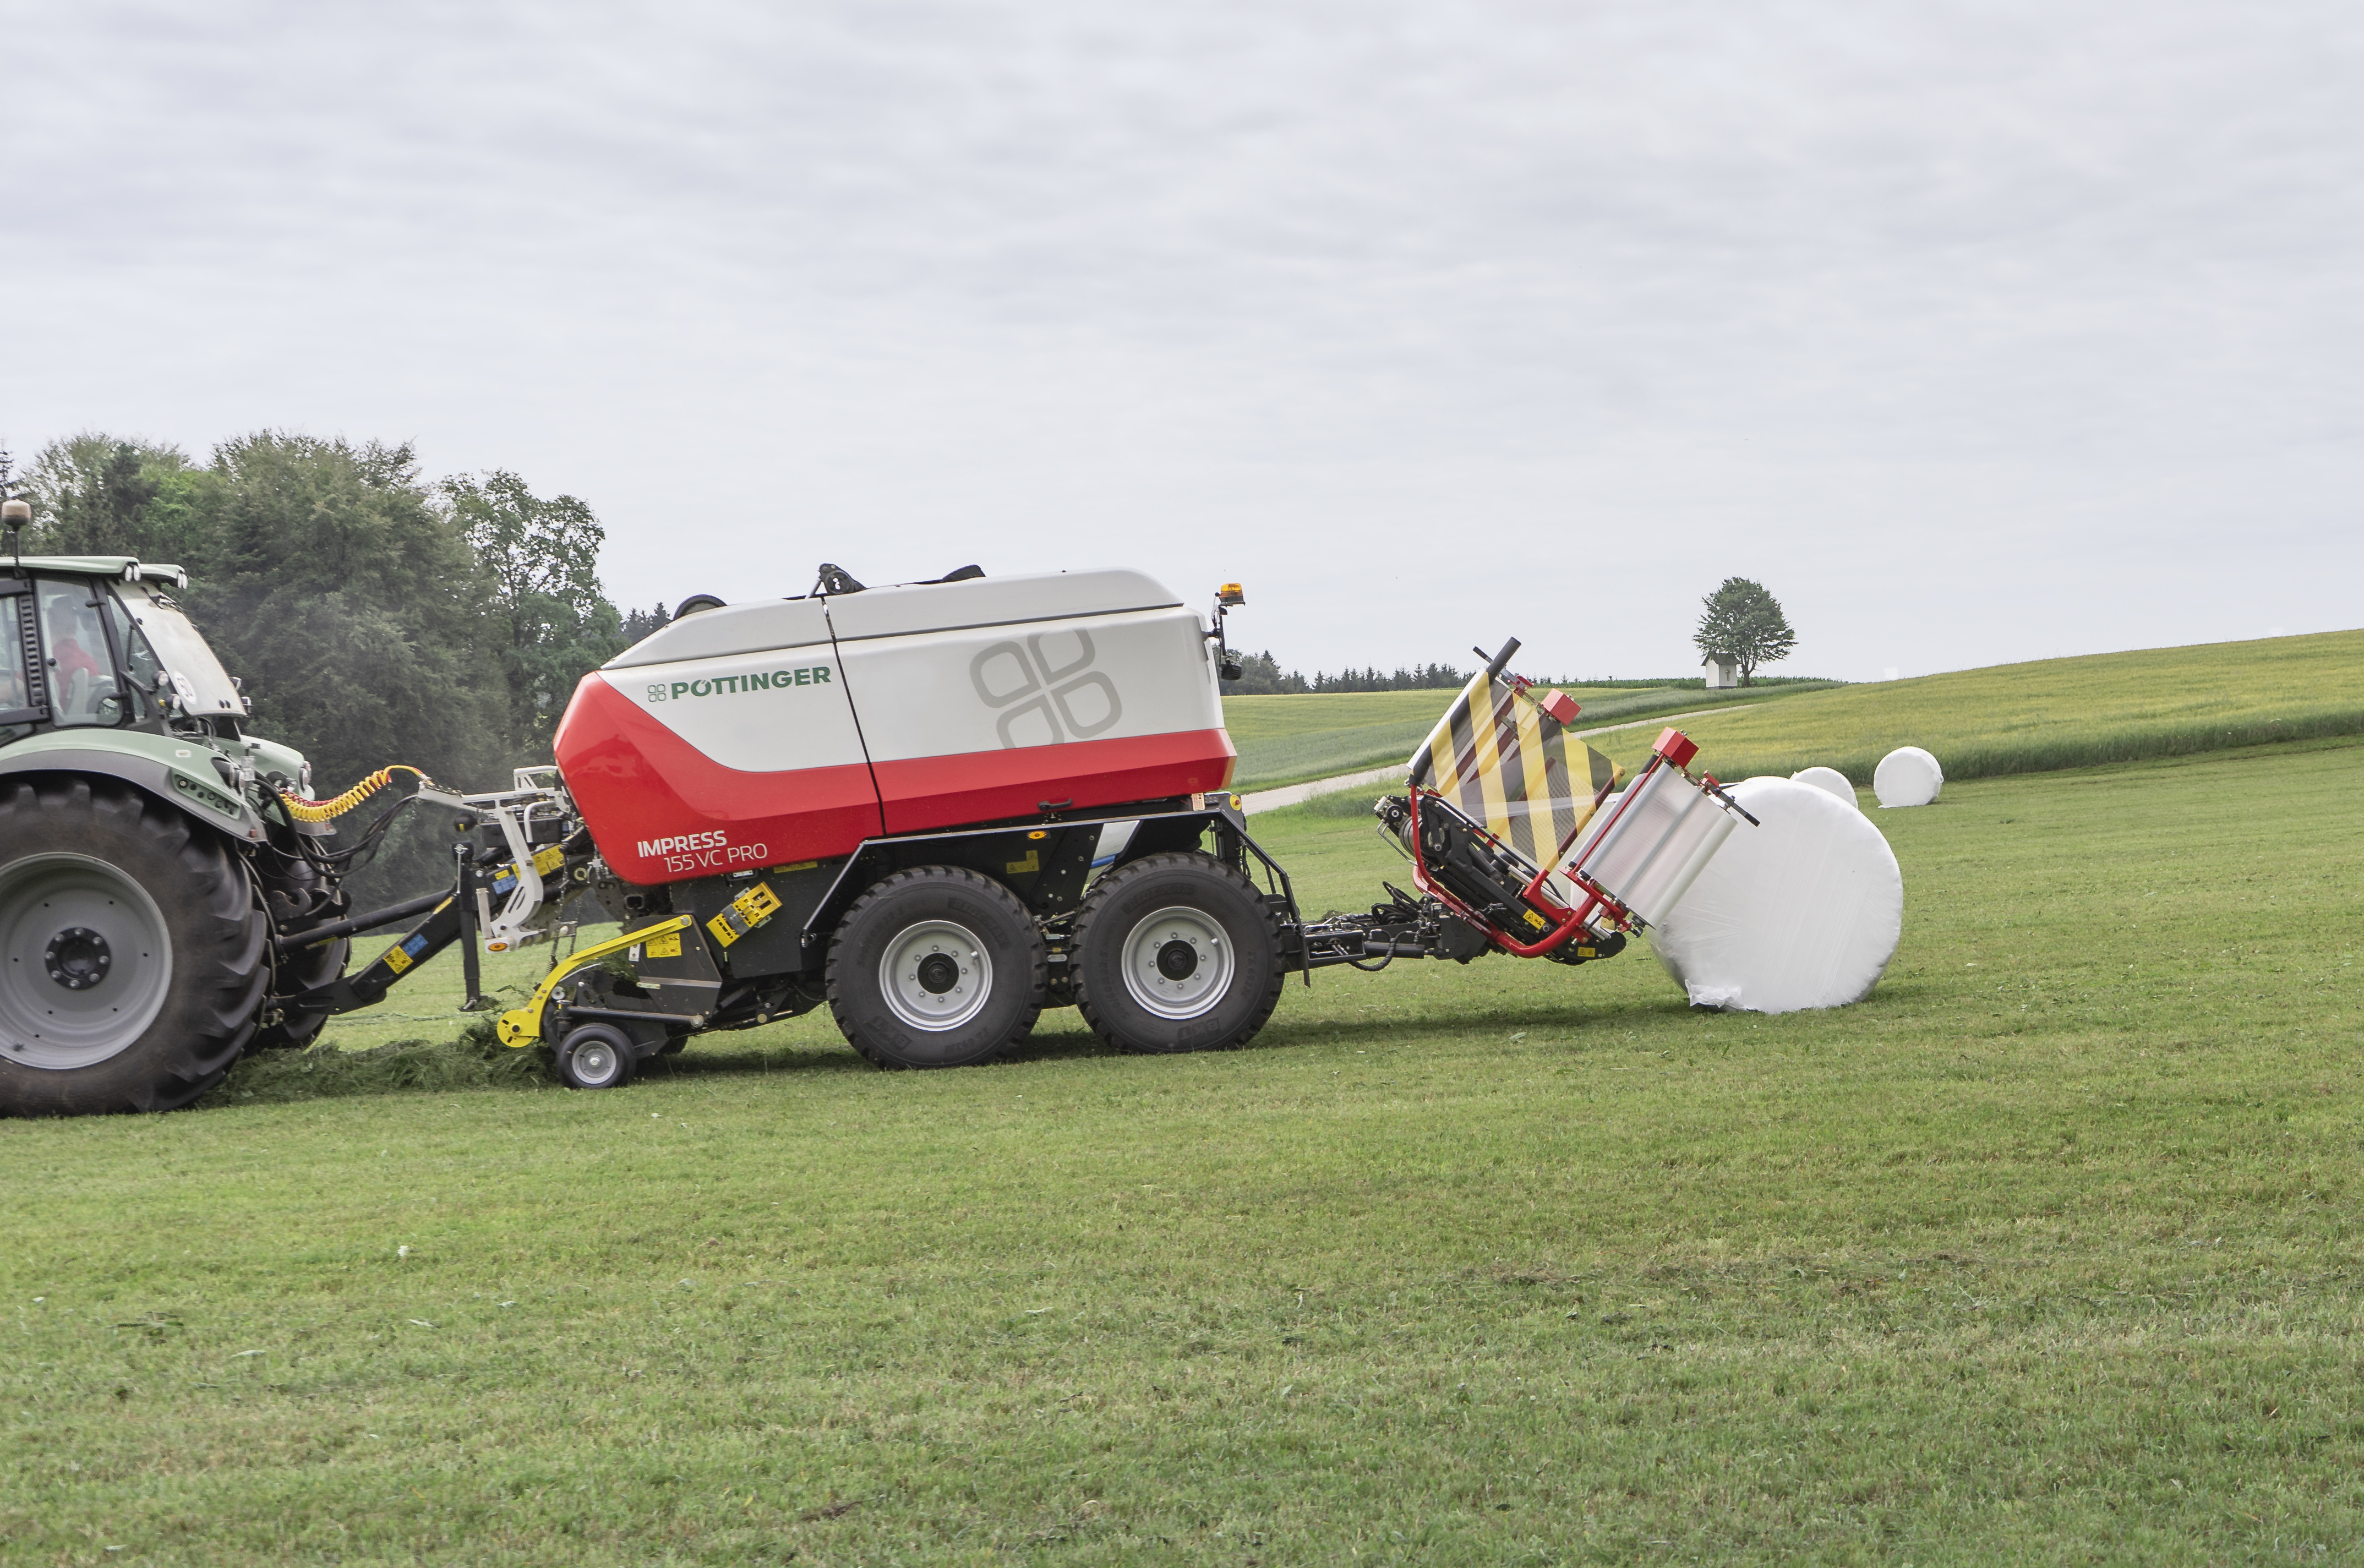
top-left (844, 606), bottom-right (1220, 763)
top-left (599, 641), bottom-right (861, 776)
top-left (607, 597), bottom-right (833, 669)
top-left (555, 569), bottom-right (1238, 881)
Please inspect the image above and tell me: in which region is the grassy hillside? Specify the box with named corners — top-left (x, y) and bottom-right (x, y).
top-left (1224, 682), bottom-right (1835, 792)
top-left (9, 738), bottom-right (2363, 1561)
top-left (1592, 628), bottom-right (2364, 785)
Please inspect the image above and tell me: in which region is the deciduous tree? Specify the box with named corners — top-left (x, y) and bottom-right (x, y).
top-left (20, 434), bottom-right (217, 563)
top-left (443, 471), bottom-right (624, 756)
top-left (1694, 577), bottom-right (1796, 686)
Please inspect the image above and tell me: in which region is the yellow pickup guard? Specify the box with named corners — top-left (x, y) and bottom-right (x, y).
top-left (496, 915), bottom-right (694, 1048)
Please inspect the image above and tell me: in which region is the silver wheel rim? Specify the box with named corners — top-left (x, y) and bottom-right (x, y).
top-left (0, 853), bottom-right (174, 1071)
top-left (1120, 904), bottom-right (1234, 1020)
top-left (569, 1037), bottom-right (623, 1086)
top-left (879, 919), bottom-right (992, 1032)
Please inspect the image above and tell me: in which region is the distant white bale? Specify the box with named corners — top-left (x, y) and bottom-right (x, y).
top-left (1649, 777), bottom-right (1903, 1014)
top-left (1872, 746), bottom-right (1943, 808)
top-left (1790, 766), bottom-right (1857, 807)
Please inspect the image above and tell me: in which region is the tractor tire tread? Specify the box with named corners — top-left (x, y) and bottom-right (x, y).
top-left (0, 776), bottom-right (268, 1115)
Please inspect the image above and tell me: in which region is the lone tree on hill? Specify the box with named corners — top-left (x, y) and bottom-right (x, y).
top-left (1694, 577), bottom-right (1795, 686)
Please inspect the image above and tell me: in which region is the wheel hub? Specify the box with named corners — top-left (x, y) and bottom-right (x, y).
top-left (45, 927), bottom-right (112, 991)
top-left (0, 853), bottom-right (174, 1071)
top-left (1120, 905), bottom-right (1235, 1020)
top-left (879, 919), bottom-right (993, 1032)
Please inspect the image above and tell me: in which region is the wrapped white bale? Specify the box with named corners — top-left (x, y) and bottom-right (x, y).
top-left (1873, 746), bottom-right (1943, 808)
top-left (1649, 776), bottom-right (1903, 1014)
top-left (1790, 766), bottom-right (1858, 807)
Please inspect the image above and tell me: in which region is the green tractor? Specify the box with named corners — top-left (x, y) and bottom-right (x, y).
top-left (0, 491), bottom-right (365, 1112)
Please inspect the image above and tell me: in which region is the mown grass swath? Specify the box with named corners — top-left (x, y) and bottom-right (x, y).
top-left (1590, 628), bottom-right (2364, 784)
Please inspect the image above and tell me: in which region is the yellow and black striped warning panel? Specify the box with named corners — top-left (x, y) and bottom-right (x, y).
top-left (1407, 673), bottom-right (1619, 871)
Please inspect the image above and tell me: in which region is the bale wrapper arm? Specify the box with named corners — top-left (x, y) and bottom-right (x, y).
top-left (1294, 638), bottom-right (1758, 973)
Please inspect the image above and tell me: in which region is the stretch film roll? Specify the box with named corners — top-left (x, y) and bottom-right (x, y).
top-left (1648, 777), bottom-right (1903, 1014)
top-left (1570, 763), bottom-right (1735, 926)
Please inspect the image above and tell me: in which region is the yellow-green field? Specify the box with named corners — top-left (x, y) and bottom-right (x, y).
top-left (1224, 684), bottom-right (1828, 793)
top-left (1591, 629), bottom-right (2364, 785)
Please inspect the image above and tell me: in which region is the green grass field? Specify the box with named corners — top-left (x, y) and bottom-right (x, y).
top-left (1225, 683), bottom-right (1836, 793)
top-left (1592, 629), bottom-right (2364, 786)
top-left (6, 731), bottom-right (2360, 1564)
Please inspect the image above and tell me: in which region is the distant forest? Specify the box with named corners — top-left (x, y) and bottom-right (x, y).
top-left (14, 431), bottom-right (664, 901)
top-left (1224, 651), bottom-right (1471, 695)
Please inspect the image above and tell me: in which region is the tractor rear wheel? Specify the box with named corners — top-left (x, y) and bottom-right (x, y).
top-left (827, 866), bottom-right (1045, 1069)
top-left (1072, 852), bottom-right (1284, 1055)
top-left (249, 934), bottom-right (348, 1051)
top-left (0, 778), bottom-right (268, 1115)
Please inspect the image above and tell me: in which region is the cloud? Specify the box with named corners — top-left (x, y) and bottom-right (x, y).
top-left (3, 0), bottom-right (2357, 678)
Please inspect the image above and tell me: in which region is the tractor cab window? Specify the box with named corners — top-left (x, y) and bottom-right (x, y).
top-left (103, 590), bottom-right (163, 724)
top-left (0, 582), bottom-right (35, 729)
top-left (39, 581), bottom-right (121, 729)
top-left (114, 580), bottom-right (247, 722)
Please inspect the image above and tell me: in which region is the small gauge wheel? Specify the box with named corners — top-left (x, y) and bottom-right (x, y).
top-left (555, 1023), bottom-right (636, 1090)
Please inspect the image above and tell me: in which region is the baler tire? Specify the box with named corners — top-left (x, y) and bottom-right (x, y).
top-left (1071, 851), bottom-right (1283, 1055)
top-left (0, 777), bottom-right (268, 1116)
top-left (827, 866), bottom-right (1045, 1069)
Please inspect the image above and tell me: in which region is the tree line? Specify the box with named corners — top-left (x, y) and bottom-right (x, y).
top-left (18, 430), bottom-right (660, 900)
top-left (1224, 652), bottom-right (1471, 695)
top-left (1232, 576), bottom-right (1804, 695)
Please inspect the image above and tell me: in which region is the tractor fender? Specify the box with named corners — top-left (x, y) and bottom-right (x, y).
top-left (0, 739), bottom-right (263, 845)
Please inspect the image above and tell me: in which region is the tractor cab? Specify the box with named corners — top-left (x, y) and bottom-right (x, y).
top-left (0, 558), bottom-right (245, 743)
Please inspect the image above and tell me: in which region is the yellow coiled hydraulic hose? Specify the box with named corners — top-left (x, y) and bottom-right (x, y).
top-left (279, 765), bottom-right (438, 823)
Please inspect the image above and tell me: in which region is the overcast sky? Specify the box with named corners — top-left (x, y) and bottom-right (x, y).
top-left (3, 1), bottom-right (2356, 681)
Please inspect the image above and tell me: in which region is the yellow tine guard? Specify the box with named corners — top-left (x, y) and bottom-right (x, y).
top-left (496, 916), bottom-right (693, 1048)
top-left (282, 764), bottom-right (436, 824)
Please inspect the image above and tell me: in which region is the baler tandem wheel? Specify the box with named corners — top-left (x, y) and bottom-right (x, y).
top-left (1070, 850), bottom-right (1285, 1055)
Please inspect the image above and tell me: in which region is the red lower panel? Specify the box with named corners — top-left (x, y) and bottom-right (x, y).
top-left (873, 729), bottom-right (1237, 835)
top-left (553, 676), bottom-right (885, 884)
top-left (553, 678), bottom-right (1236, 883)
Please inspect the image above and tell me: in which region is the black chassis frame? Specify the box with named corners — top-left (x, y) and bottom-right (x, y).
top-left (269, 785), bottom-right (1632, 1056)
top-left (276, 794), bottom-right (1314, 1052)
top-left (569, 795), bottom-right (1313, 1048)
